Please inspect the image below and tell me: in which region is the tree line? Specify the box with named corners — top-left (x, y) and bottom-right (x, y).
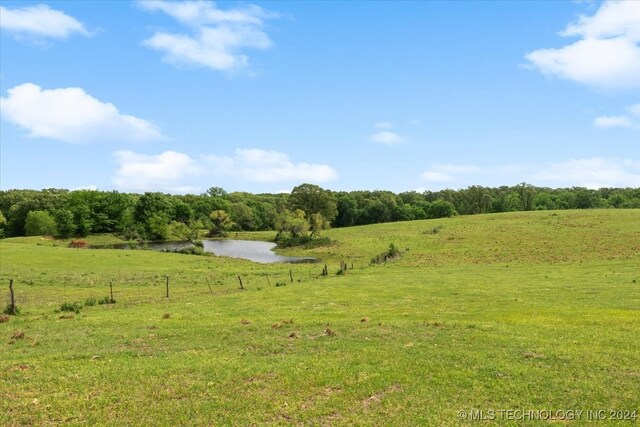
top-left (0, 183), bottom-right (638, 240)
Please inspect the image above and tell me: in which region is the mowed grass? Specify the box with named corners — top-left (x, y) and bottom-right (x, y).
top-left (0, 210), bottom-right (639, 426)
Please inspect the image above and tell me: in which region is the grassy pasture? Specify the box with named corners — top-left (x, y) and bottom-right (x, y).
top-left (0, 210), bottom-right (639, 425)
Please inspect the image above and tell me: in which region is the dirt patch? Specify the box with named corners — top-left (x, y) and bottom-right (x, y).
top-left (162, 313), bottom-right (170, 319)
top-left (240, 319), bottom-right (251, 325)
top-left (360, 317), bottom-right (370, 323)
top-left (59, 314), bottom-right (74, 319)
top-left (0, 314), bottom-right (9, 323)
top-left (288, 331), bottom-right (299, 339)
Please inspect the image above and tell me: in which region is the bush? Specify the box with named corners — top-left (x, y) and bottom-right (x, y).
top-left (97, 296), bottom-right (116, 305)
top-left (163, 245), bottom-right (206, 255)
top-left (277, 235), bottom-right (331, 248)
top-left (59, 301), bottom-right (83, 314)
top-left (193, 240), bottom-right (204, 248)
top-left (84, 297), bottom-right (97, 307)
top-left (68, 239), bottom-right (88, 248)
top-left (371, 243), bottom-right (401, 265)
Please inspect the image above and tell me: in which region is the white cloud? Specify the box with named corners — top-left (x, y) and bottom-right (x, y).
top-left (370, 131), bottom-right (404, 145)
top-left (593, 102), bottom-right (640, 129)
top-left (533, 158), bottom-right (640, 188)
top-left (0, 83), bottom-right (165, 143)
top-left (204, 148), bottom-right (338, 183)
top-left (525, 1), bottom-right (640, 90)
top-left (140, 0), bottom-right (276, 72)
top-left (594, 115), bottom-right (633, 128)
top-left (420, 159), bottom-right (640, 189)
top-left (113, 150), bottom-right (202, 193)
top-left (421, 171), bottom-right (454, 183)
top-left (420, 163), bottom-right (481, 184)
top-left (0, 4), bottom-right (90, 40)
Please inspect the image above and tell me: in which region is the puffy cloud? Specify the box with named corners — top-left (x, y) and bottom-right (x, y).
top-left (370, 131), bottom-right (404, 145)
top-left (593, 102), bottom-right (640, 129)
top-left (0, 4), bottom-right (89, 40)
top-left (112, 150), bottom-right (202, 193)
top-left (0, 83), bottom-right (165, 143)
top-left (594, 115), bottom-right (633, 128)
top-left (204, 148), bottom-right (338, 183)
top-left (533, 158), bottom-right (640, 188)
top-left (140, 0), bottom-right (276, 71)
top-left (525, 1), bottom-right (640, 90)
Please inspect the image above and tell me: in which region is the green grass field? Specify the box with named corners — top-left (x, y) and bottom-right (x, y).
top-left (1, 210), bottom-right (639, 425)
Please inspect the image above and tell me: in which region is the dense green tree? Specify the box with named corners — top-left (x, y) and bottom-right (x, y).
top-left (25, 211), bottom-right (57, 236)
top-left (334, 195), bottom-right (357, 227)
top-left (0, 211), bottom-right (7, 238)
top-left (515, 183), bottom-right (536, 211)
top-left (172, 200), bottom-right (194, 223)
top-left (426, 200), bottom-right (457, 218)
top-left (53, 209), bottom-right (77, 237)
top-left (230, 202), bottom-right (255, 230)
top-left (147, 214), bottom-right (170, 240)
top-left (288, 184), bottom-right (337, 222)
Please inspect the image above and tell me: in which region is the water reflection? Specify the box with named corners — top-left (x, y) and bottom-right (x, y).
top-left (100, 239), bottom-right (317, 264)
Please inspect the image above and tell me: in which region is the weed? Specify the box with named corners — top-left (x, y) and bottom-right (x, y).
top-left (3, 304), bottom-right (19, 315)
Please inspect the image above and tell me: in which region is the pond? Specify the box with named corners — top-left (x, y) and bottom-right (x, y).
top-left (101, 239), bottom-right (317, 264)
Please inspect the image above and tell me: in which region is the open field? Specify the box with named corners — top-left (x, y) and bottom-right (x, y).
top-left (1, 210), bottom-right (639, 425)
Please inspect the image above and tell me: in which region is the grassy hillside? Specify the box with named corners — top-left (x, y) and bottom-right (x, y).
top-left (1, 210), bottom-right (639, 425)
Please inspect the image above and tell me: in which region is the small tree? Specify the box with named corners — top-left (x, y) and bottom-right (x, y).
top-left (276, 209), bottom-right (310, 238)
top-left (170, 220), bottom-right (202, 243)
top-left (309, 212), bottom-right (330, 237)
top-left (25, 211), bottom-right (57, 236)
top-left (209, 210), bottom-right (234, 237)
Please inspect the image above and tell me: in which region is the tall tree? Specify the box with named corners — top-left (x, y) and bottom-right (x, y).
top-left (288, 184), bottom-right (338, 222)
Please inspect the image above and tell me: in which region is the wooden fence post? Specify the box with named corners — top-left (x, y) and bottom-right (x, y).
top-left (8, 279), bottom-right (16, 314)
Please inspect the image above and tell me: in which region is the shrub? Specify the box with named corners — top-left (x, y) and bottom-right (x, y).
top-left (97, 296), bottom-right (116, 305)
top-left (84, 297), bottom-right (97, 307)
top-left (371, 243), bottom-right (401, 265)
top-left (59, 301), bottom-right (83, 314)
top-left (277, 235), bottom-right (331, 248)
top-left (68, 239), bottom-right (88, 248)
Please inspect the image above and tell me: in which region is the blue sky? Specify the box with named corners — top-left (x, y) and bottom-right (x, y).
top-left (1, 0), bottom-right (639, 194)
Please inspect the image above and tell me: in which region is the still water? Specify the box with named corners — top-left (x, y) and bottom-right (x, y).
top-left (107, 239), bottom-right (317, 264)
